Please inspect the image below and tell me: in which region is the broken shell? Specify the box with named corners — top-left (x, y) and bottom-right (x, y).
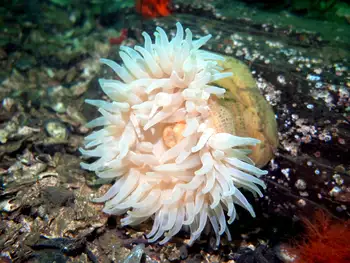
top-left (51, 102), bottom-right (67, 113)
top-left (0, 199), bottom-right (19, 212)
top-left (45, 120), bottom-right (68, 140)
top-left (0, 129), bottom-right (9, 144)
top-left (122, 244), bottom-right (145, 263)
top-left (2, 97), bottom-right (15, 112)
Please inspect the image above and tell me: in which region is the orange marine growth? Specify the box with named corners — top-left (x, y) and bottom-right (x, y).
top-left (135, 0), bottom-right (171, 18)
top-left (289, 210), bottom-right (350, 263)
top-left (162, 122), bottom-right (186, 148)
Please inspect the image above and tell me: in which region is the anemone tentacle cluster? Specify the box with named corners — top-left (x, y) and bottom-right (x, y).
top-left (80, 22), bottom-right (267, 245)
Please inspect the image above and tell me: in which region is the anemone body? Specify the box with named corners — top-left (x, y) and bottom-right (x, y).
top-left (80, 22), bottom-right (267, 245)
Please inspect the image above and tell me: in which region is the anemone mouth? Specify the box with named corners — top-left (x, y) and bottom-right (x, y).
top-left (80, 22), bottom-right (267, 246)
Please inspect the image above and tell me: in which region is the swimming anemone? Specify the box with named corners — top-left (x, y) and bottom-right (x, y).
top-left (80, 22), bottom-right (268, 246)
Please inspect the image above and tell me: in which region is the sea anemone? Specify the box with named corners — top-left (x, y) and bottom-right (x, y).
top-left (80, 22), bottom-right (267, 245)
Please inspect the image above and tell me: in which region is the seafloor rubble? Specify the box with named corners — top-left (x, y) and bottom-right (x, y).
top-left (0, 0), bottom-right (349, 262)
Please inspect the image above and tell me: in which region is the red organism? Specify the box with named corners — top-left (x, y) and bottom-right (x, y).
top-left (135, 0), bottom-right (171, 18)
top-left (109, 28), bottom-right (128, 45)
top-left (289, 210), bottom-right (350, 263)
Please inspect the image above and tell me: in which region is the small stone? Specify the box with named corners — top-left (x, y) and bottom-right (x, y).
top-left (65, 67), bottom-right (78, 83)
top-left (15, 55), bottom-right (37, 71)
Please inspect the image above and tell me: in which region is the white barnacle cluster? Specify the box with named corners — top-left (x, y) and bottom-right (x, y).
top-left (80, 22), bottom-right (267, 245)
